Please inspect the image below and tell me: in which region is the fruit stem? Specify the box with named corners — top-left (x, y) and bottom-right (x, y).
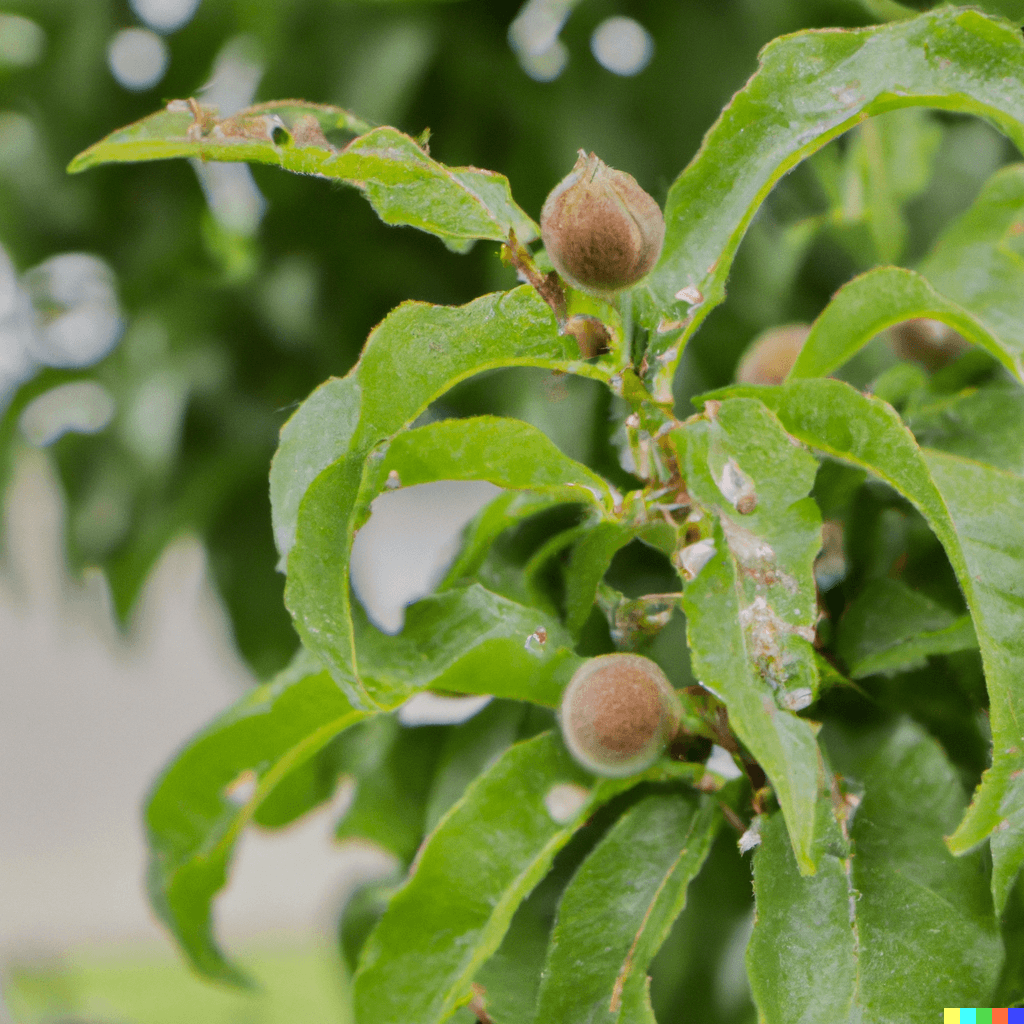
top-left (616, 289), bottom-right (634, 361)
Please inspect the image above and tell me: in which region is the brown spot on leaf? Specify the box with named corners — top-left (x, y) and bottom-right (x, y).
top-left (292, 114), bottom-right (332, 149)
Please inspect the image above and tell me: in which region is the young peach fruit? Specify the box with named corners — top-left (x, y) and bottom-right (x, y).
top-left (559, 653), bottom-right (679, 777)
top-left (541, 151), bottom-right (665, 296)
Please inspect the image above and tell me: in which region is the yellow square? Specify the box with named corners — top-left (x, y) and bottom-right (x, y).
top-left (945, 1011), bottom-right (960, 1024)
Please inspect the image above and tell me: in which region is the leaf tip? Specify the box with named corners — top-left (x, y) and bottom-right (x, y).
top-left (796, 855), bottom-right (817, 877)
top-left (66, 151), bottom-right (91, 174)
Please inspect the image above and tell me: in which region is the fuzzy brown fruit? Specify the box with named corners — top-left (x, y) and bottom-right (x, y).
top-left (735, 324), bottom-right (811, 385)
top-left (540, 150), bottom-right (665, 296)
top-left (888, 317), bottom-right (969, 369)
top-left (559, 653), bottom-right (679, 777)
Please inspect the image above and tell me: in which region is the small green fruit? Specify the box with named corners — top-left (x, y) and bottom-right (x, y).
top-left (540, 151), bottom-right (665, 296)
top-left (559, 653), bottom-right (679, 777)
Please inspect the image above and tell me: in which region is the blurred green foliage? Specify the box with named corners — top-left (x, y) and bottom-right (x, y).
top-left (2, 0), bottom-right (1010, 679)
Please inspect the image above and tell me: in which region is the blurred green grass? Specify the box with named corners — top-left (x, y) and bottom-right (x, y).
top-left (6, 942), bottom-right (351, 1024)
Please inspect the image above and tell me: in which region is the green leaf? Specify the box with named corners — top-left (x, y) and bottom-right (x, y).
top-left (789, 265), bottom-right (1019, 381)
top-left (472, 885), bottom-right (553, 1024)
top-left (862, 0), bottom-right (1024, 28)
top-left (145, 649), bottom-right (369, 982)
top-left (924, 450), bottom-right (1024, 910)
top-left (917, 162), bottom-right (1024, 366)
top-left (837, 576), bottom-right (977, 678)
top-left (364, 416), bottom-right (615, 509)
top-left (334, 718), bottom-right (445, 863)
top-left (637, 7), bottom-right (1024, 400)
top-left (275, 289), bottom-right (618, 707)
top-left (440, 491), bottom-right (571, 590)
top-left (714, 378), bottom-right (1024, 909)
top-left (68, 103), bottom-right (538, 248)
top-left (352, 583), bottom-right (584, 709)
top-left (995, 872), bottom-right (1024, 1006)
top-left (423, 700), bottom-right (526, 833)
top-left (675, 398), bottom-right (824, 873)
top-left (616, 982), bottom-right (658, 1024)
top-left (271, 288), bottom-right (611, 565)
top-left (533, 792), bottom-right (720, 1024)
top-left (67, 100), bottom-right (371, 167)
top-left (563, 521), bottom-right (637, 637)
top-left (341, 875), bottom-right (403, 975)
top-left (747, 719), bottom-right (1002, 1022)
top-left (682, 525), bottom-right (824, 878)
top-left (351, 732), bottom-right (648, 1024)
top-left (252, 733), bottom-right (349, 830)
top-left (356, 414), bottom-right (615, 633)
top-left (906, 379), bottom-right (1024, 474)
top-left (562, 516), bottom-right (678, 639)
top-left (792, 165), bottom-right (1024, 383)
top-left (811, 109), bottom-right (942, 267)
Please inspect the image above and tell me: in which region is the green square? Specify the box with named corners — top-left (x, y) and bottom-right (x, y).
top-left (977, 1011), bottom-right (993, 1024)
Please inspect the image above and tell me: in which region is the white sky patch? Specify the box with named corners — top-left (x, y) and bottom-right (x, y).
top-left (517, 39), bottom-right (568, 82)
top-left (224, 768), bottom-right (258, 807)
top-left (544, 783), bottom-right (589, 824)
top-left (707, 744), bottom-right (743, 780)
top-left (397, 693), bottom-right (492, 727)
top-left (201, 35), bottom-right (264, 116)
top-left (120, 369), bottom-right (188, 470)
top-left (509, 0), bottom-right (573, 56)
top-left (107, 28), bottom-right (168, 92)
top-left (130, 0), bottom-right (202, 34)
top-left (590, 16), bottom-right (653, 76)
top-left (350, 480), bottom-right (498, 634)
top-left (20, 382), bottom-right (115, 447)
